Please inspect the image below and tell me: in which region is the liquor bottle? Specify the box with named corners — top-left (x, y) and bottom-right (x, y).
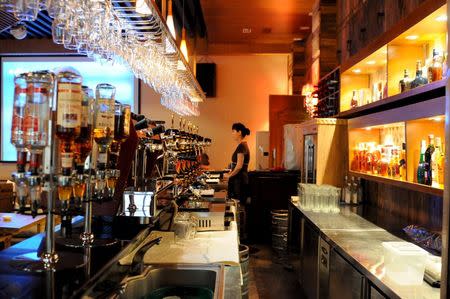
top-left (424, 135), bottom-right (435, 186)
top-left (93, 83), bottom-right (115, 170)
top-left (56, 68), bottom-right (82, 176)
top-left (342, 175), bottom-right (351, 204)
top-left (417, 140), bottom-right (427, 184)
top-left (435, 137), bottom-right (445, 186)
top-left (430, 135), bottom-right (439, 186)
top-left (12, 73), bottom-right (28, 151)
top-left (399, 143), bottom-right (407, 180)
top-left (399, 69), bottom-right (412, 93)
top-left (74, 86), bottom-right (93, 174)
top-left (24, 70), bottom-right (54, 216)
top-left (24, 71), bottom-right (53, 152)
top-left (428, 49), bottom-right (443, 82)
top-left (350, 90), bottom-right (358, 108)
top-left (109, 103), bottom-right (131, 169)
top-left (410, 60), bottom-right (428, 89)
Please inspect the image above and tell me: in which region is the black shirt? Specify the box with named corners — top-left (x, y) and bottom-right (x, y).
top-left (231, 142), bottom-right (250, 173)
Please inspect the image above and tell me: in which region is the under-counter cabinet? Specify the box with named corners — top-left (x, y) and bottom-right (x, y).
top-left (301, 218), bottom-right (319, 299)
top-left (329, 249), bottom-right (366, 299)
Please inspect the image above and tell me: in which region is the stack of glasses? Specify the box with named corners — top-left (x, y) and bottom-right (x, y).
top-left (298, 184), bottom-right (341, 213)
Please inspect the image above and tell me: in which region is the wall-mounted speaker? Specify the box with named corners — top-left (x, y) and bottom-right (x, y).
top-left (196, 63), bottom-right (216, 98)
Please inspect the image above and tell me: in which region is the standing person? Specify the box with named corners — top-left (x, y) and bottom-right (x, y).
top-left (226, 123), bottom-right (251, 204)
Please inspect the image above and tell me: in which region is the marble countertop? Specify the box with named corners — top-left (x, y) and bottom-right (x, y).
top-left (291, 202), bottom-right (440, 299)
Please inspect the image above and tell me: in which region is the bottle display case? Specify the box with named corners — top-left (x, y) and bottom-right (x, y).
top-left (340, 4), bottom-right (447, 114)
top-left (348, 97), bottom-right (445, 196)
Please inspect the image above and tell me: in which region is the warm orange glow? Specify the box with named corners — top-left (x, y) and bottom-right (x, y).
top-left (167, 0), bottom-right (176, 38)
top-left (180, 28), bottom-right (189, 62)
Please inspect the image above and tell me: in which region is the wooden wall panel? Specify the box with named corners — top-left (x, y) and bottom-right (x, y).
top-left (364, 180), bottom-right (443, 230)
top-left (269, 95), bottom-right (310, 168)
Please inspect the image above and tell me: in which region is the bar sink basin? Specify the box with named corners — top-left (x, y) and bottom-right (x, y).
top-left (115, 264), bottom-right (224, 299)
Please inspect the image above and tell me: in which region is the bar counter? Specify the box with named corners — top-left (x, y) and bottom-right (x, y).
top-left (289, 200), bottom-right (440, 299)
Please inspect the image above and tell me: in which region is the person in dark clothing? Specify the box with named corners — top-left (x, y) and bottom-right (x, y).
top-left (226, 122), bottom-right (250, 204)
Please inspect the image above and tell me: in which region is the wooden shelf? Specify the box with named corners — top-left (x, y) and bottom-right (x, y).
top-left (349, 171), bottom-right (443, 197)
top-left (338, 79), bottom-right (446, 119)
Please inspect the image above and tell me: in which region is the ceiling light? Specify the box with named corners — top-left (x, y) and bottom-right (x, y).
top-left (10, 24), bottom-right (27, 40)
top-left (135, 0), bottom-right (152, 15)
top-left (366, 60), bottom-right (376, 65)
top-left (242, 28), bottom-right (252, 34)
top-left (166, 0), bottom-right (176, 38)
top-left (293, 37), bottom-right (303, 41)
top-left (180, 28), bottom-right (189, 62)
top-left (405, 35), bottom-right (419, 40)
top-left (431, 116), bottom-right (444, 122)
top-left (435, 15), bottom-right (447, 22)
top-left (352, 69), bottom-right (361, 73)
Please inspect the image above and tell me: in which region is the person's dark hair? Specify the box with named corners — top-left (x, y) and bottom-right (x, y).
top-left (232, 122), bottom-right (251, 137)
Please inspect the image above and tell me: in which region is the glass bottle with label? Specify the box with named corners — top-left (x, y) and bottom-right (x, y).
top-left (73, 86), bottom-right (93, 210)
top-left (56, 68), bottom-right (82, 176)
top-left (109, 103), bottom-right (130, 169)
top-left (24, 70), bottom-right (54, 216)
top-left (410, 60), bottom-right (428, 89)
top-left (399, 143), bottom-right (407, 181)
top-left (417, 140), bottom-right (427, 184)
top-left (428, 49), bottom-right (443, 82)
top-left (93, 83), bottom-right (115, 170)
top-left (11, 73), bottom-right (29, 212)
top-left (74, 86), bottom-right (94, 173)
top-left (435, 137), bottom-right (445, 186)
top-left (399, 69), bottom-right (411, 93)
top-left (350, 90), bottom-right (358, 108)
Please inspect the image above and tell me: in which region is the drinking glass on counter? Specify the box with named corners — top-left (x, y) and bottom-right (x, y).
top-left (298, 183), bottom-right (341, 214)
top-left (173, 212), bottom-right (197, 241)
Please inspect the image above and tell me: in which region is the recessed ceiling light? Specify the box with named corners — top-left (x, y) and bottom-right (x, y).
top-left (405, 35), bottom-right (419, 40)
top-left (366, 60), bottom-right (376, 65)
top-left (436, 15), bottom-right (447, 22)
top-left (300, 26), bottom-right (310, 30)
top-left (242, 28), bottom-right (252, 34)
top-left (352, 69), bottom-right (361, 73)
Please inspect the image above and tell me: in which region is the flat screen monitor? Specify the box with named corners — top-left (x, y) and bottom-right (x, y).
top-left (0, 56), bottom-right (138, 162)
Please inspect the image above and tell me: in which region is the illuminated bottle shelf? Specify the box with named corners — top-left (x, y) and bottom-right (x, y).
top-left (348, 97), bottom-right (445, 196)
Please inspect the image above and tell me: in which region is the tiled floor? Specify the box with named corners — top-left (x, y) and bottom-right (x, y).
top-left (246, 244), bottom-right (305, 299)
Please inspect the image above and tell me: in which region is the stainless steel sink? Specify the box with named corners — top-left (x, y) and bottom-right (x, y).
top-left (115, 264), bottom-right (225, 299)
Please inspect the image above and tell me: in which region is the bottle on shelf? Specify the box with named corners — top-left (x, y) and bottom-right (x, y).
top-left (399, 69), bottom-right (412, 93)
top-left (435, 137), bottom-right (445, 186)
top-left (342, 175), bottom-right (351, 204)
top-left (430, 135), bottom-right (439, 186)
top-left (424, 134), bottom-right (435, 186)
top-left (350, 90), bottom-right (358, 108)
top-left (428, 49), bottom-right (443, 82)
top-left (417, 139), bottom-right (428, 185)
top-left (410, 60), bottom-right (428, 89)
top-left (351, 176), bottom-right (358, 204)
top-left (399, 143), bottom-right (407, 181)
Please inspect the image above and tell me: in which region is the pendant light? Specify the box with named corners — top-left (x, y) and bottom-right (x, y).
top-left (180, 0), bottom-right (189, 62)
top-left (136, 0), bottom-right (152, 15)
top-left (166, 0), bottom-right (176, 38)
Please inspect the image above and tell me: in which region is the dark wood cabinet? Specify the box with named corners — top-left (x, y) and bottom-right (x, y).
top-left (247, 171), bottom-right (300, 243)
